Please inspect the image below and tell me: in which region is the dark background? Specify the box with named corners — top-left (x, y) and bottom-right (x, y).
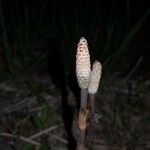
top-left (0, 0), bottom-right (150, 77)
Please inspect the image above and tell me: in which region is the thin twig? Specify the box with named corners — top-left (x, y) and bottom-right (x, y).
top-left (28, 125), bottom-right (59, 139)
top-left (29, 106), bottom-right (45, 113)
top-left (2, 98), bottom-right (29, 113)
top-left (51, 134), bottom-right (68, 144)
top-left (0, 132), bottom-right (41, 146)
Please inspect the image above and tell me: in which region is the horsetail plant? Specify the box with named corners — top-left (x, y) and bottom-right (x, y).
top-left (88, 61), bottom-right (102, 114)
top-left (76, 37), bottom-right (102, 149)
top-left (76, 37), bottom-right (91, 149)
top-left (76, 37), bottom-right (91, 109)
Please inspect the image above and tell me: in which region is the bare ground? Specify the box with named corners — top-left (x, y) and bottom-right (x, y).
top-left (0, 73), bottom-right (149, 150)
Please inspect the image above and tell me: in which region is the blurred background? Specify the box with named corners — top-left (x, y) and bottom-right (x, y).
top-left (0, 0), bottom-right (150, 149)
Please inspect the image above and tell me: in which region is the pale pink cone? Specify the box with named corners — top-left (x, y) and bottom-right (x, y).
top-left (88, 61), bottom-right (102, 94)
top-left (76, 37), bottom-right (91, 89)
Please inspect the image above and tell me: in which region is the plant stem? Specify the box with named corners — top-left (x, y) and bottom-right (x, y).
top-left (77, 88), bottom-right (88, 149)
top-left (89, 94), bottom-right (96, 114)
top-left (77, 129), bottom-right (86, 150)
top-left (77, 108), bottom-right (89, 150)
top-left (80, 88), bottom-right (88, 109)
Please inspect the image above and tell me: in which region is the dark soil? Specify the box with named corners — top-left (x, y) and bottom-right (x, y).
top-left (0, 73), bottom-right (149, 150)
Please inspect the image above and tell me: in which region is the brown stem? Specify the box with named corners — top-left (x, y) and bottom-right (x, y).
top-left (77, 143), bottom-right (85, 150)
top-left (77, 129), bottom-right (86, 150)
top-left (89, 94), bottom-right (96, 114)
top-left (76, 89), bottom-right (88, 150)
top-left (79, 129), bottom-right (86, 143)
top-left (77, 109), bottom-right (89, 150)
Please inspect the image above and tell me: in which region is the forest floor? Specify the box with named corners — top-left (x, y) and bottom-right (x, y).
top-left (0, 72), bottom-right (149, 150)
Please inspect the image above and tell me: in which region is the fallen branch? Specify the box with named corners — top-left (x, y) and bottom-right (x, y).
top-left (0, 132), bottom-right (41, 146)
top-left (2, 98), bottom-right (29, 113)
top-left (29, 106), bottom-right (45, 113)
top-left (52, 134), bottom-right (68, 144)
top-left (28, 125), bottom-right (59, 140)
